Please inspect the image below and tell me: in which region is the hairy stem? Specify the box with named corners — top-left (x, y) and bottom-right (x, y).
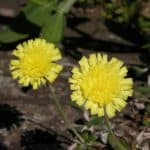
top-left (48, 84), bottom-right (84, 143)
top-left (104, 106), bottom-right (128, 150)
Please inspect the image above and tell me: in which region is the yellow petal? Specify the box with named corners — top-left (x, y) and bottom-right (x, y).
top-left (106, 103), bottom-right (115, 118)
top-left (89, 54), bottom-right (97, 66)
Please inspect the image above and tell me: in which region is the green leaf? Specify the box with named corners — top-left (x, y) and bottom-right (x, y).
top-left (143, 104), bottom-right (150, 126)
top-left (138, 16), bottom-right (150, 29)
top-left (108, 133), bottom-right (130, 150)
top-left (143, 43), bottom-right (150, 48)
top-left (74, 144), bottom-right (84, 150)
top-left (0, 2), bottom-right (50, 44)
top-left (23, 3), bottom-right (55, 27)
top-left (86, 116), bottom-right (104, 127)
top-left (128, 1), bottom-right (139, 18)
top-left (143, 117), bottom-right (150, 126)
top-left (135, 86), bottom-right (150, 94)
top-left (27, 0), bottom-right (50, 6)
top-left (58, 0), bottom-right (77, 14)
top-left (0, 1), bottom-right (55, 44)
top-left (146, 104), bottom-right (150, 114)
top-left (40, 13), bottom-right (66, 44)
top-left (0, 28), bottom-right (28, 44)
top-left (115, 8), bottom-right (124, 15)
top-left (82, 132), bottom-right (97, 143)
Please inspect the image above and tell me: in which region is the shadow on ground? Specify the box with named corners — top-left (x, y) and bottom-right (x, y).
top-left (104, 20), bottom-right (145, 46)
top-left (0, 142), bottom-right (8, 150)
top-left (21, 129), bottom-right (63, 150)
top-left (0, 104), bottom-right (24, 130)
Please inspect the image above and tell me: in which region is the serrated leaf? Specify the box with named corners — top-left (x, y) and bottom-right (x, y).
top-left (40, 13), bottom-right (66, 44)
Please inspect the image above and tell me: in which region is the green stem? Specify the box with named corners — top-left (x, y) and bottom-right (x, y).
top-left (48, 84), bottom-right (84, 144)
top-left (104, 106), bottom-right (128, 150)
top-left (104, 106), bottom-right (114, 135)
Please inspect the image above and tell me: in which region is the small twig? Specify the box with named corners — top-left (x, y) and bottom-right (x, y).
top-left (104, 106), bottom-right (128, 150)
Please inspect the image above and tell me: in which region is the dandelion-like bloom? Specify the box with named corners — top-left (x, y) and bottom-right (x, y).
top-left (69, 53), bottom-right (133, 118)
top-left (10, 38), bottom-right (63, 89)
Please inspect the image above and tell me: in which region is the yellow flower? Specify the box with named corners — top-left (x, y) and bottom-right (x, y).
top-left (69, 53), bottom-right (133, 118)
top-left (10, 38), bottom-right (63, 89)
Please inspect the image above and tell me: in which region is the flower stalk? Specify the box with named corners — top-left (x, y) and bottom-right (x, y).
top-left (104, 106), bottom-right (128, 150)
top-left (48, 84), bottom-right (84, 144)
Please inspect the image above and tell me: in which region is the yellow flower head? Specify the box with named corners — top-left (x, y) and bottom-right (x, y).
top-left (69, 53), bottom-right (133, 118)
top-left (10, 38), bottom-right (63, 89)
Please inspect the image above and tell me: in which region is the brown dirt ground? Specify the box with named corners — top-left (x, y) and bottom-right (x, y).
top-left (0, 1), bottom-right (149, 150)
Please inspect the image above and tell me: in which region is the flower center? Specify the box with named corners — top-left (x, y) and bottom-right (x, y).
top-left (20, 52), bottom-right (50, 78)
top-left (79, 64), bottom-right (121, 105)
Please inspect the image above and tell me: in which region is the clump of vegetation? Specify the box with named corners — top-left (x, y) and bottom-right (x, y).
top-left (76, 0), bottom-right (101, 7)
top-left (101, 0), bottom-right (141, 24)
top-left (101, 0), bottom-right (150, 48)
